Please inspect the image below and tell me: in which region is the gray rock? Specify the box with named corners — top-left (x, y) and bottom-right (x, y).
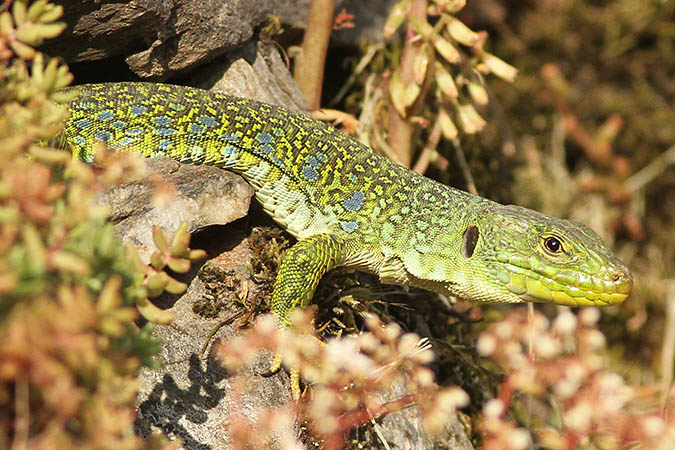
top-left (191, 41), bottom-right (309, 113)
top-left (370, 380), bottom-right (474, 450)
top-left (45, 0), bottom-right (398, 80)
top-left (102, 158), bottom-right (253, 262)
top-left (133, 231), bottom-right (293, 450)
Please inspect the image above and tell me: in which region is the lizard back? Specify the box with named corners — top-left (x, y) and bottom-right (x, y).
top-left (64, 82), bottom-right (479, 248)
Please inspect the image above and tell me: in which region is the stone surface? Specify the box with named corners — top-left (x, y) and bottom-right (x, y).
top-left (372, 380), bottom-right (474, 450)
top-left (101, 158), bottom-right (253, 262)
top-left (44, 0), bottom-right (397, 80)
top-left (191, 41), bottom-right (308, 113)
top-left (133, 228), bottom-right (292, 450)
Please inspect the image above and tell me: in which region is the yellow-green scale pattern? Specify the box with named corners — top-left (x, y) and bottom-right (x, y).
top-left (62, 82), bottom-right (633, 327)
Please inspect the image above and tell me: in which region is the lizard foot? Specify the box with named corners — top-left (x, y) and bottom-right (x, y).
top-left (260, 352), bottom-right (303, 400)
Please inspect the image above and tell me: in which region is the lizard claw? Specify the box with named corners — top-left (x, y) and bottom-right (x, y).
top-left (260, 351), bottom-right (303, 400)
top-left (260, 352), bottom-right (283, 377)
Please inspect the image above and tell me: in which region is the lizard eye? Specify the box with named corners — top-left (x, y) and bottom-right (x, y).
top-left (544, 236), bottom-right (564, 254)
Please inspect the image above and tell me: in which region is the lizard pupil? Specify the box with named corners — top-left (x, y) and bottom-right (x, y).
top-left (544, 236), bottom-right (562, 253)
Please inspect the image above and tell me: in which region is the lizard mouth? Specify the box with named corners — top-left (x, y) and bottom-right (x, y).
top-left (500, 262), bottom-right (633, 307)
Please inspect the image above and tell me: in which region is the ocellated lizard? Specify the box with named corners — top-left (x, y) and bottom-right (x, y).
top-left (60, 82), bottom-right (633, 391)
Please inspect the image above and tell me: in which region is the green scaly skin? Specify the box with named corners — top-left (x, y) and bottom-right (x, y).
top-left (61, 83), bottom-right (633, 327)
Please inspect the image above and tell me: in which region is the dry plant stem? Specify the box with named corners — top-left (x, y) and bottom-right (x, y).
top-left (356, 73), bottom-right (380, 148)
top-left (386, 0), bottom-right (427, 168)
top-left (412, 115), bottom-right (442, 174)
top-left (371, 418), bottom-right (393, 450)
top-left (329, 44), bottom-right (382, 107)
top-left (294, 0), bottom-right (335, 110)
top-left (661, 280), bottom-right (675, 405)
top-left (315, 393), bottom-right (417, 450)
top-left (625, 144), bottom-right (675, 193)
top-left (527, 304), bottom-right (535, 361)
top-left (542, 67), bottom-right (619, 168)
top-left (484, 83), bottom-right (517, 157)
top-left (336, 394), bottom-right (416, 431)
top-left (10, 378), bottom-right (29, 450)
top-left (451, 138), bottom-right (478, 195)
top-left (526, 303), bottom-right (535, 430)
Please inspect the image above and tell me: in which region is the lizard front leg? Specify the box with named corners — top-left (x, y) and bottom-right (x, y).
top-left (265, 233), bottom-right (349, 399)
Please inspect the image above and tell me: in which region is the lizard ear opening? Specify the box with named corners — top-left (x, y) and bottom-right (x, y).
top-left (462, 225), bottom-right (479, 258)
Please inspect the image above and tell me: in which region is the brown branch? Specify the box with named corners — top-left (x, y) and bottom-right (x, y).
top-left (336, 394), bottom-right (416, 431)
top-left (386, 0), bottom-right (428, 168)
top-left (294, 0), bottom-right (335, 110)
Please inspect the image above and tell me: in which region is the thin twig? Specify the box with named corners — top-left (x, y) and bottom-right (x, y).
top-left (481, 73), bottom-right (517, 157)
top-left (412, 115), bottom-right (442, 174)
top-left (10, 378), bottom-right (29, 450)
top-left (451, 138), bottom-right (478, 195)
top-left (356, 73), bottom-right (381, 148)
top-left (625, 144), bottom-right (675, 193)
top-left (661, 280), bottom-right (675, 406)
top-left (328, 44), bottom-right (383, 107)
top-left (371, 414), bottom-right (393, 450)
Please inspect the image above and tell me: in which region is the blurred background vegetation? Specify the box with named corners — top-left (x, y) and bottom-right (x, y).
top-left (1, 0), bottom-right (673, 448)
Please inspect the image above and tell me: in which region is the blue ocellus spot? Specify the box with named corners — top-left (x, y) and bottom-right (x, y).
top-left (126, 127), bottom-right (145, 136)
top-left (301, 165), bottom-right (319, 181)
top-left (341, 221), bottom-right (358, 233)
top-left (190, 123), bottom-right (204, 133)
top-left (112, 120), bottom-right (127, 129)
top-left (152, 116), bottom-right (172, 127)
top-left (220, 133), bottom-right (240, 142)
top-left (97, 110), bottom-right (114, 121)
top-left (74, 119), bottom-right (92, 130)
top-left (198, 116), bottom-right (218, 127)
top-left (223, 145), bottom-right (237, 155)
top-left (130, 105), bottom-right (147, 115)
top-left (95, 130), bottom-right (111, 142)
top-left (159, 139), bottom-right (171, 151)
top-left (306, 155), bottom-right (321, 168)
top-left (118, 137), bottom-right (136, 146)
top-left (154, 128), bottom-right (175, 136)
top-left (74, 136), bottom-right (85, 145)
top-left (343, 191), bottom-right (365, 211)
top-left (271, 156), bottom-right (283, 166)
top-left (260, 144), bottom-right (274, 154)
top-left (257, 132), bottom-right (274, 143)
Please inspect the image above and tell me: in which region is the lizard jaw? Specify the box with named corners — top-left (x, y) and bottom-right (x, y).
top-left (499, 262), bottom-right (633, 306)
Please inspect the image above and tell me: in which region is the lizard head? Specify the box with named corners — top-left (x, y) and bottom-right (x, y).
top-left (400, 201), bottom-right (632, 306)
top-left (445, 203), bottom-right (633, 306)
